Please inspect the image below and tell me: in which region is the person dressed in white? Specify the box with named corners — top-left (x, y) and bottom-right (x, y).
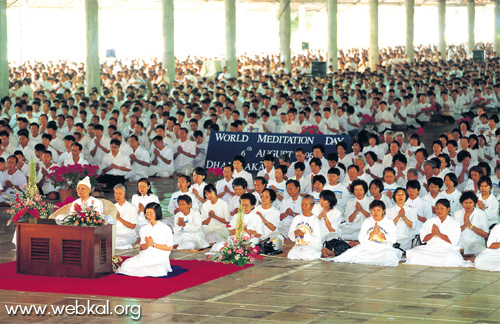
top-left (126, 135), bottom-right (150, 183)
top-left (340, 179), bottom-right (371, 240)
top-left (201, 184), bottom-right (230, 243)
top-left (474, 223), bottom-right (500, 271)
top-left (114, 184), bottom-right (138, 250)
top-left (216, 165), bottom-right (235, 204)
top-left (131, 178), bottom-right (160, 231)
top-left (0, 155), bottom-right (27, 203)
top-left (117, 202), bottom-right (174, 277)
top-left (173, 194), bottom-right (209, 250)
top-left (173, 127), bottom-right (196, 176)
top-left (288, 195), bottom-right (323, 260)
top-left (333, 200), bottom-right (402, 267)
top-left (254, 188), bottom-right (284, 249)
top-left (278, 180), bottom-right (303, 238)
top-left (477, 176), bottom-right (499, 227)
top-left (37, 151), bottom-right (58, 200)
top-left (385, 188), bottom-right (418, 251)
top-left (148, 135), bottom-right (174, 178)
top-left (454, 191), bottom-right (489, 256)
top-left (55, 177), bottom-right (104, 224)
top-left (406, 199), bottom-right (472, 267)
top-left (312, 190), bottom-right (343, 258)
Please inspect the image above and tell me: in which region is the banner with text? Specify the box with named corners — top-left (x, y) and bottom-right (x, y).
top-left (205, 132), bottom-right (352, 172)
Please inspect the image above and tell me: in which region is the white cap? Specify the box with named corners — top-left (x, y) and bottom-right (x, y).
top-left (77, 176), bottom-right (91, 190)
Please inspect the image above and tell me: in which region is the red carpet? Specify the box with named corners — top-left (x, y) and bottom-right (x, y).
top-left (0, 260), bottom-right (252, 299)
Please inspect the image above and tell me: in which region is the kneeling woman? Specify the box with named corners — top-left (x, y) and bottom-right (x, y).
top-left (475, 223), bottom-right (500, 271)
top-left (117, 203), bottom-right (174, 277)
top-left (333, 200), bottom-right (402, 267)
top-left (406, 199), bottom-right (471, 268)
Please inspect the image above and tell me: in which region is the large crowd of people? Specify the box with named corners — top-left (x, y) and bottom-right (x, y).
top-left (2, 42), bottom-right (500, 276)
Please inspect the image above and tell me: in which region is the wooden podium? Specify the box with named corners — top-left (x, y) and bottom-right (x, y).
top-left (16, 219), bottom-right (113, 278)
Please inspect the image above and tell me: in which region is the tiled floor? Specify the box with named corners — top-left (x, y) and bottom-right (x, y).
top-left (0, 124), bottom-right (499, 323)
top-left (0, 177), bottom-right (499, 323)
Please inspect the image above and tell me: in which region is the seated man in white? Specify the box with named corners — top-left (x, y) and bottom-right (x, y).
top-left (37, 150), bottom-right (59, 200)
top-left (63, 142), bottom-right (88, 166)
top-left (126, 134), bottom-right (150, 183)
top-left (97, 139), bottom-right (131, 190)
top-left (0, 155), bottom-right (27, 203)
top-left (114, 184), bottom-right (138, 250)
top-left (173, 194), bottom-right (209, 250)
top-left (406, 199), bottom-right (471, 268)
top-left (148, 135), bottom-right (174, 178)
top-left (117, 202), bottom-right (174, 277)
top-left (55, 176), bottom-right (104, 222)
top-left (288, 195), bottom-right (323, 260)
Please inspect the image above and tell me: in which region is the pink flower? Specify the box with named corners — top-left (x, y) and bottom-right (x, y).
top-left (87, 207), bottom-right (91, 211)
top-left (249, 257), bottom-right (254, 262)
top-left (227, 250), bottom-right (232, 255)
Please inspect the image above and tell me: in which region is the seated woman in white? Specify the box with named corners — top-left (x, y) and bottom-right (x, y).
top-left (56, 176), bottom-right (104, 222)
top-left (200, 183), bottom-right (230, 243)
top-left (454, 191), bottom-right (489, 256)
top-left (333, 200), bottom-right (402, 267)
top-left (254, 188), bottom-right (284, 249)
top-left (114, 184), bottom-right (138, 250)
top-left (367, 179), bottom-right (393, 209)
top-left (311, 190), bottom-right (343, 258)
top-left (340, 179), bottom-right (371, 240)
top-left (441, 173), bottom-right (462, 216)
top-left (288, 195), bottom-right (323, 260)
top-left (406, 199), bottom-right (471, 268)
top-left (131, 178), bottom-right (160, 231)
top-left (385, 186), bottom-right (418, 249)
top-left (117, 203), bottom-right (174, 277)
top-left (477, 176), bottom-right (499, 227)
top-left (475, 223), bottom-right (500, 271)
top-left (173, 194), bottom-right (209, 250)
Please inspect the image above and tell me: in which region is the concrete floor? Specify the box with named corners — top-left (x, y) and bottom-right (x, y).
top-left (0, 123), bottom-right (499, 323)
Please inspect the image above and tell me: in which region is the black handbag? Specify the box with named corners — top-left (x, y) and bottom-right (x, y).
top-left (411, 234), bottom-right (425, 248)
top-left (257, 238), bottom-right (283, 256)
top-left (323, 238), bottom-right (351, 256)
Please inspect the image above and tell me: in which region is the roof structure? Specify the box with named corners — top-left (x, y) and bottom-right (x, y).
top-left (5, 0), bottom-right (495, 12)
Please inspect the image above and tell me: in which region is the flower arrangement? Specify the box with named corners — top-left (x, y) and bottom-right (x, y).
top-left (47, 164), bottom-right (99, 190)
top-left (61, 202), bottom-right (105, 227)
top-left (213, 202), bottom-right (263, 266)
top-left (421, 106), bottom-right (438, 116)
top-left (301, 125), bottom-right (323, 135)
top-left (416, 127), bottom-right (424, 136)
top-left (206, 167), bottom-right (224, 184)
top-left (471, 98), bottom-right (488, 109)
top-left (359, 114), bottom-right (376, 128)
top-left (7, 158), bottom-right (56, 225)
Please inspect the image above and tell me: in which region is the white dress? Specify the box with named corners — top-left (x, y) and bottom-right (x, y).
top-left (385, 205), bottom-right (418, 250)
top-left (474, 224), bottom-right (500, 271)
top-left (131, 194), bottom-right (160, 230)
top-left (405, 216), bottom-right (471, 268)
top-left (114, 201), bottom-right (138, 250)
top-left (287, 214), bottom-right (323, 260)
top-left (312, 204), bottom-right (342, 242)
top-left (340, 196), bottom-right (371, 240)
top-left (254, 205), bottom-right (282, 242)
top-left (173, 209), bottom-right (209, 250)
top-left (454, 208), bottom-right (489, 255)
top-left (278, 196), bottom-right (303, 238)
top-left (333, 216), bottom-right (402, 267)
top-left (200, 198), bottom-right (230, 243)
top-left (441, 189), bottom-right (462, 216)
top-left (117, 221), bottom-right (173, 277)
top-left (478, 193), bottom-right (499, 227)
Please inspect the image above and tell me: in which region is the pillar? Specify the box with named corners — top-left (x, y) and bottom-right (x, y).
top-left (467, 0), bottom-right (475, 54)
top-left (437, 0), bottom-right (446, 60)
top-left (405, 0), bottom-right (414, 63)
top-left (0, 0), bottom-right (8, 99)
top-left (279, 0), bottom-right (291, 72)
top-left (85, 0), bottom-right (100, 94)
top-left (494, 0), bottom-right (500, 56)
top-left (327, 0), bottom-right (338, 71)
top-left (369, 0), bottom-right (378, 71)
top-left (225, 0), bottom-right (237, 78)
top-left (162, 0), bottom-right (175, 89)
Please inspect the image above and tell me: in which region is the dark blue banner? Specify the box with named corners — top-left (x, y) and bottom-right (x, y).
top-left (205, 132), bottom-right (352, 172)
